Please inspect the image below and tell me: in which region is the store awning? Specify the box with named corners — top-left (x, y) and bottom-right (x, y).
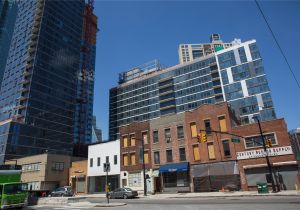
top-left (159, 162), bottom-right (188, 173)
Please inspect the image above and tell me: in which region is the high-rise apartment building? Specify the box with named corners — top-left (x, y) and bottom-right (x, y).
top-left (109, 38), bottom-right (276, 140)
top-left (178, 34), bottom-right (232, 64)
top-left (0, 0), bottom-right (18, 86)
top-left (0, 0), bottom-right (97, 163)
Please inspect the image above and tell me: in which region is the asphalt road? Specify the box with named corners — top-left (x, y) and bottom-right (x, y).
top-left (25, 196), bottom-right (300, 210)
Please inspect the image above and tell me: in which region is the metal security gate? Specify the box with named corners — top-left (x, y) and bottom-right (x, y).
top-left (193, 175), bottom-right (240, 192)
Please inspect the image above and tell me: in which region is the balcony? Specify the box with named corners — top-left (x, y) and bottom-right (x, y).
top-left (21, 78), bottom-right (31, 85)
top-left (14, 105), bottom-right (26, 110)
top-left (18, 96), bottom-right (29, 102)
top-left (23, 70), bottom-right (33, 77)
top-left (20, 87), bottom-right (30, 93)
top-left (26, 62), bottom-right (33, 70)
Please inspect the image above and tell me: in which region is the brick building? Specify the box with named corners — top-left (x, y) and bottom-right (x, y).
top-left (119, 121), bottom-right (151, 192)
top-left (232, 120), bottom-right (296, 191)
top-left (118, 102), bottom-right (296, 193)
top-left (150, 113), bottom-right (189, 193)
top-left (69, 160), bottom-right (88, 194)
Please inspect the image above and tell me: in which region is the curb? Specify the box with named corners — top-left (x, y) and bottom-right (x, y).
top-left (94, 203), bottom-right (127, 207)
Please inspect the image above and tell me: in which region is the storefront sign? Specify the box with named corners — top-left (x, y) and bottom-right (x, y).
top-left (236, 146), bottom-right (293, 160)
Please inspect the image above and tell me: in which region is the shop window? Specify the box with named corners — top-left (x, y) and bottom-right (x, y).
top-left (179, 148), bottom-right (186, 161)
top-left (123, 154), bottom-right (128, 166)
top-left (153, 130), bottom-right (159, 143)
top-left (166, 149), bottom-right (172, 162)
top-left (190, 122), bottom-right (197, 138)
top-left (154, 151), bottom-right (160, 164)
top-left (193, 145), bottom-right (200, 161)
top-left (130, 153), bottom-right (136, 165)
top-left (222, 140), bottom-right (231, 156)
top-left (123, 136), bottom-right (128, 147)
top-left (142, 132), bottom-right (148, 144)
top-left (130, 134), bottom-right (136, 146)
top-left (207, 143), bottom-right (216, 159)
top-left (218, 116), bottom-right (227, 132)
top-left (144, 151), bottom-right (149, 164)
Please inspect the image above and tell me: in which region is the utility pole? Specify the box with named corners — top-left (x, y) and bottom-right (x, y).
top-left (253, 116), bottom-right (277, 193)
top-left (104, 162), bottom-right (110, 204)
top-left (141, 137), bottom-right (147, 196)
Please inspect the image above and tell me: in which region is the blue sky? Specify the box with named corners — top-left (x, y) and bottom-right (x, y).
top-left (92, 0), bottom-right (300, 140)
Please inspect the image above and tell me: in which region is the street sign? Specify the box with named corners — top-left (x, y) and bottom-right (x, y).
top-left (103, 163), bottom-right (110, 172)
top-left (231, 138), bottom-right (240, 143)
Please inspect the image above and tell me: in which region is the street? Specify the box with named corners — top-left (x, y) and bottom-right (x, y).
top-left (25, 196), bottom-right (300, 210)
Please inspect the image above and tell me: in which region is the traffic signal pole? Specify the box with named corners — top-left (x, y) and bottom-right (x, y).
top-left (142, 137), bottom-right (147, 196)
top-left (254, 117), bottom-right (278, 193)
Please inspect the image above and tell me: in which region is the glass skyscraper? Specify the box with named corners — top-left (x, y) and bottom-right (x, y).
top-left (109, 38), bottom-right (276, 140)
top-left (0, 0), bottom-right (18, 87)
top-left (0, 0), bottom-right (96, 163)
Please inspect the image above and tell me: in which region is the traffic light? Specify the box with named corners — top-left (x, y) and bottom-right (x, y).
top-left (201, 132), bottom-right (207, 143)
top-left (266, 139), bottom-right (272, 147)
top-left (197, 133), bottom-right (202, 143)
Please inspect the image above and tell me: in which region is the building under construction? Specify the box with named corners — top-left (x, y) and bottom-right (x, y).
top-left (74, 0), bottom-right (98, 156)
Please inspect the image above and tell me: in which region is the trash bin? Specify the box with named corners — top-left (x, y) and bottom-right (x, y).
top-left (257, 182), bottom-right (268, 194)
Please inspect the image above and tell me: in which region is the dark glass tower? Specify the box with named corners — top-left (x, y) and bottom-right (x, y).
top-left (0, 0), bottom-right (95, 163)
top-left (0, 0), bottom-right (18, 87)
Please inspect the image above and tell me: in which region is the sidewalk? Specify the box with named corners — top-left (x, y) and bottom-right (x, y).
top-left (76, 190), bottom-right (300, 199)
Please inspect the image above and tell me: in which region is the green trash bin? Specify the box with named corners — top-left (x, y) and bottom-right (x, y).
top-left (257, 182), bottom-right (268, 194)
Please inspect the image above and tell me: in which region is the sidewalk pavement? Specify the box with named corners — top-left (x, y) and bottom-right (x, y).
top-left (76, 190), bottom-right (300, 199)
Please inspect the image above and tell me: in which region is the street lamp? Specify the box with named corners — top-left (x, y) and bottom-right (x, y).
top-left (141, 137), bottom-right (147, 196)
top-left (253, 116), bottom-right (278, 193)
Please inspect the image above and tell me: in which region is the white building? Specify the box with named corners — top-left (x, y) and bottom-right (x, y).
top-left (87, 140), bottom-right (120, 193)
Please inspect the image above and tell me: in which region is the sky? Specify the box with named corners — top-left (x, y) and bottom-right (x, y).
top-left (92, 0), bottom-right (300, 140)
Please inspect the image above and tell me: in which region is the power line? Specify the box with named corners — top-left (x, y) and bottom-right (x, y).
top-left (255, 0), bottom-right (300, 90)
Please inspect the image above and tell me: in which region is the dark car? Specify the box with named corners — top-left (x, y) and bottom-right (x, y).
top-left (49, 186), bottom-right (73, 197)
top-left (108, 187), bottom-right (138, 199)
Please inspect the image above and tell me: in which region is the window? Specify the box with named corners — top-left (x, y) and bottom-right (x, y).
top-left (166, 149), bottom-right (172, 162)
top-left (218, 116), bottom-right (227, 132)
top-left (165, 128), bottom-right (171, 143)
top-left (22, 163), bottom-right (40, 172)
top-left (154, 151), bottom-right (160, 164)
top-left (193, 145), bottom-right (200, 161)
top-left (142, 132), bottom-right (148, 144)
top-left (179, 148), bottom-right (186, 161)
top-left (97, 157), bottom-right (100, 166)
top-left (130, 153), bottom-right (136, 165)
top-left (245, 133), bottom-right (276, 149)
top-left (114, 155), bottom-right (118, 165)
top-left (204, 119), bottom-right (211, 134)
top-left (130, 134), bottom-right (136, 146)
top-left (190, 122), bottom-right (197, 138)
top-left (123, 136), bottom-right (128, 147)
top-left (222, 140), bottom-right (231, 156)
top-left (153, 130), bottom-right (158, 143)
top-left (177, 126), bottom-right (184, 139)
top-left (123, 154), bottom-right (128, 166)
top-left (52, 162), bottom-right (64, 171)
top-left (89, 158), bottom-right (93, 167)
top-left (106, 156), bottom-right (109, 163)
top-left (207, 143), bottom-right (216, 159)
top-left (144, 151), bottom-right (149, 164)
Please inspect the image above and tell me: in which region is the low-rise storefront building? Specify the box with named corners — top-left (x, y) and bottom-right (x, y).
top-left (87, 140), bottom-right (120, 193)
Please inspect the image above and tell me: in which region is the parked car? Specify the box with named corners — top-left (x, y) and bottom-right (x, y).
top-left (108, 187), bottom-right (138, 199)
top-left (49, 186), bottom-right (73, 197)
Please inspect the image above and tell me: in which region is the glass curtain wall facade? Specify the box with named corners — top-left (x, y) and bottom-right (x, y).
top-left (109, 39), bottom-right (276, 140)
top-left (0, 0), bottom-right (85, 163)
top-left (0, 0), bottom-right (18, 87)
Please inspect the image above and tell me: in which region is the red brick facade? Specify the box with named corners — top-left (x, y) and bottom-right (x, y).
top-left (119, 121), bottom-right (151, 173)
